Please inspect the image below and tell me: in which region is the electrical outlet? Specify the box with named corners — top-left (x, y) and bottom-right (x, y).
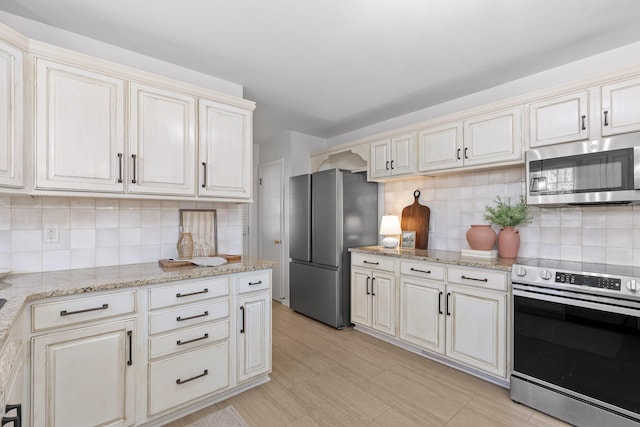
top-left (44, 224), bottom-right (59, 243)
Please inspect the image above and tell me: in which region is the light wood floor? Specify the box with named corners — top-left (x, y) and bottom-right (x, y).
top-left (167, 301), bottom-right (569, 427)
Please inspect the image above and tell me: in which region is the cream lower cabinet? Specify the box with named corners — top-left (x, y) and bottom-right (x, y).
top-left (32, 319), bottom-right (136, 427)
top-left (236, 271), bottom-right (272, 383)
top-left (351, 254), bottom-right (397, 336)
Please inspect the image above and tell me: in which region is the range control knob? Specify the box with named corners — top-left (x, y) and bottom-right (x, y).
top-left (515, 267), bottom-right (527, 277)
top-left (540, 270), bottom-right (552, 280)
top-left (627, 279), bottom-right (638, 293)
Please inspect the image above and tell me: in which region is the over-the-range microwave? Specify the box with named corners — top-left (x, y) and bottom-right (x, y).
top-left (526, 132), bottom-right (640, 206)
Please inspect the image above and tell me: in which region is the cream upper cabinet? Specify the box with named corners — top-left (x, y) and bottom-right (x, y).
top-left (601, 76), bottom-right (640, 136)
top-left (35, 58), bottom-right (125, 192)
top-left (463, 106), bottom-right (523, 167)
top-left (0, 40), bottom-right (23, 190)
top-left (418, 122), bottom-right (463, 172)
top-left (128, 82), bottom-right (196, 196)
top-left (199, 98), bottom-right (252, 200)
top-left (445, 284), bottom-right (507, 378)
top-left (418, 106), bottom-right (522, 173)
top-left (369, 133), bottom-right (416, 179)
top-left (529, 91), bottom-right (589, 147)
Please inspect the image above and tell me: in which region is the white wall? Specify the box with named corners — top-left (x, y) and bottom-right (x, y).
top-left (0, 11), bottom-right (243, 97)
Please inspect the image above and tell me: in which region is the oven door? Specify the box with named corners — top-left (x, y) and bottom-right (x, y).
top-left (513, 285), bottom-right (640, 419)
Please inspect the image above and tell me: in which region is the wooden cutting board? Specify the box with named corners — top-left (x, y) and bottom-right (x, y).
top-left (158, 254), bottom-right (242, 268)
top-left (401, 190), bottom-right (430, 250)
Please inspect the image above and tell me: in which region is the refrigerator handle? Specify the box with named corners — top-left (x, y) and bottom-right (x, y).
top-left (366, 276), bottom-right (370, 295)
top-left (371, 277), bottom-right (376, 296)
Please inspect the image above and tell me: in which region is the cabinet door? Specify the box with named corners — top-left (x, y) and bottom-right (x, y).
top-left (350, 267), bottom-right (372, 327)
top-left (0, 40), bottom-right (23, 189)
top-left (35, 58), bottom-right (125, 192)
top-left (601, 77), bottom-right (640, 136)
top-left (529, 91), bottom-right (589, 147)
top-left (199, 99), bottom-right (252, 200)
top-left (237, 292), bottom-right (271, 382)
top-left (463, 106), bottom-right (523, 166)
top-left (399, 277), bottom-right (445, 354)
top-left (32, 319), bottom-right (135, 427)
top-left (369, 139), bottom-right (391, 178)
top-left (371, 272), bottom-right (395, 336)
top-left (390, 133), bottom-right (416, 176)
top-left (445, 285), bottom-right (506, 378)
top-left (418, 122), bottom-right (463, 172)
top-left (129, 82), bottom-right (196, 196)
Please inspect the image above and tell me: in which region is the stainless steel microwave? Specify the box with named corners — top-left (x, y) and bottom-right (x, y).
top-left (526, 133), bottom-right (640, 206)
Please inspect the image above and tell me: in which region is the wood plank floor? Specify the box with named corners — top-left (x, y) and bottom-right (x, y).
top-left (167, 301), bottom-right (569, 427)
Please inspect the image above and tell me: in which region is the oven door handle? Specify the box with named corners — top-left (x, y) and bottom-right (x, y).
top-left (513, 287), bottom-right (640, 317)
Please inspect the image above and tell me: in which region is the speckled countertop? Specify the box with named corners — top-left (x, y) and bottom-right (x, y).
top-left (0, 257), bottom-right (275, 352)
top-left (350, 246), bottom-right (529, 272)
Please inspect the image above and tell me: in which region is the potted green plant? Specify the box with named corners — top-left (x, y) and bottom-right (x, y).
top-left (484, 195), bottom-right (532, 258)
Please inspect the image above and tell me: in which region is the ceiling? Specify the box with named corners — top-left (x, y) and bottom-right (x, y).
top-left (2, 0), bottom-right (640, 144)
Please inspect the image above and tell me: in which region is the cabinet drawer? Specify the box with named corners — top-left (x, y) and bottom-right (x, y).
top-left (149, 299), bottom-right (229, 335)
top-left (446, 267), bottom-right (507, 292)
top-left (148, 341), bottom-right (230, 416)
top-left (236, 271), bottom-right (270, 294)
top-left (149, 277), bottom-right (229, 310)
top-left (32, 291), bottom-right (136, 332)
top-left (149, 320), bottom-right (230, 359)
top-left (400, 261), bottom-right (445, 281)
top-left (351, 254), bottom-right (395, 272)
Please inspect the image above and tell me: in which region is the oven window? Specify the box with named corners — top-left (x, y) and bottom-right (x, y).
top-left (514, 295), bottom-right (640, 415)
top-left (529, 148), bottom-right (634, 195)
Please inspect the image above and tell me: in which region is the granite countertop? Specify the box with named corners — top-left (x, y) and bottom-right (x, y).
top-left (350, 246), bottom-right (529, 272)
top-left (0, 257), bottom-right (276, 352)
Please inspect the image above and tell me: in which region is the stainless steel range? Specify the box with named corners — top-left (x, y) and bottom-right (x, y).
top-left (511, 259), bottom-right (640, 427)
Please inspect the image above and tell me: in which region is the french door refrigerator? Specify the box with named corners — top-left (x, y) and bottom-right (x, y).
top-left (289, 169), bottom-right (378, 328)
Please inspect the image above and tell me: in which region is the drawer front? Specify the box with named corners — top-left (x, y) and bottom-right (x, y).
top-left (351, 254), bottom-right (395, 272)
top-left (400, 261), bottom-right (445, 281)
top-left (32, 291), bottom-right (136, 332)
top-left (236, 271), bottom-right (270, 294)
top-left (149, 320), bottom-right (230, 359)
top-left (447, 267), bottom-right (507, 292)
top-left (149, 277), bottom-right (229, 310)
top-left (149, 299), bottom-right (229, 335)
top-left (148, 342), bottom-right (230, 416)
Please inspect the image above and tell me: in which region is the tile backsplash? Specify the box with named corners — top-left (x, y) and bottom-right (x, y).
top-left (384, 166), bottom-right (640, 266)
top-left (0, 196), bottom-right (244, 273)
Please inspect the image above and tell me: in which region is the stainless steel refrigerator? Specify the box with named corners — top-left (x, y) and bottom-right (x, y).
top-left (289, 169), bottom-right (378, 328)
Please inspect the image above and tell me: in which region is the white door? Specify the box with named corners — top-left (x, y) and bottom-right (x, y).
top-left (199, 98), bottom-right (252, 200)
top-left (601, 77), bottom-right (640, 136)
top-left (237, 292), bottom-right (271, 382)
top-left (445, 284), bottom-right (506, 378)
top-left (259, 160), bottom-right (284, 302)
top-left (0, 40), bottom-right (23, 189)
top-left (529, 91), bottom-right (589, 147)
top-left (418, 122), bottom-right (463, 172)
top-left (32, 319), bottom-right (136, 427)
top-left (371, 272), bottom-right (395, 336)
top-left (129, 82), bottom-right (196, 196)
top-left (35, 58), bottom-right (125, 192)
top-left (369, 139), bottom-right (391, 178)
top-left (399, 277), bottom-right (445, 354)
top-left (463, 106), bottom-right (523, 167)
top-left (390, 133), bottom-right (416, 176)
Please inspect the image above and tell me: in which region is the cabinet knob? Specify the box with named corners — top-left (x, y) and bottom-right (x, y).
top-left (274, 240), bottom-right (281, 244)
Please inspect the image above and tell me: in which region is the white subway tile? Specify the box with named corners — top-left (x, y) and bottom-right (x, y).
top-left (11, 196), bottom-right (41, 208)
top-left (96, 210), bottom-right (119, 228)
top-left (96, 229), bottom-right (119, 248)
top-left (606, 247), bottom-right (632, 266)
top-left (11, 230), bottom-right (41, 252)
top-left (119, 228), bottom-right (141, 246)
top-left (582, 246), bottom-right (606, 263)
top-left (96, 247), bottom-right (119, 267)
top-left (540, 227), bottom-right (561, 244)
top-left (11, 208), bottom-right (42, 230)
top-left (0, 230), bottom-right (10, 251)
top-left (119, 200), bottom-right (140, 210)
top-left (70, 198), bottom-right (95, 209)
top-left (42, 229), bottom-right (70, 251)
top-left (42, 208), bottom-right (70, 229)
top-left (607, 229), bottom-right (632, 248)
top-left (70, 249), bottom-right (95, 269)
top-left (560, 245), bottom-right (582, 262)
top-left (561, 228), bottom-right (582, 246)
top-left (583, 228), bottom-right (606, 247)
top-left (119, 246), bottom-right (141, 265)
top-left (95, 199), bottom-right (120, 209)
top-left (0, 208), bottom-right (10, 230)
top-left (42, 250), bottom-right (70, 271)
top-left (41, 197), bottom-right (70, 208)
top-left (70, 229), bottom-right (96, 249)
top-left (70, 209), bottom-right (96, 229)
top-left (11, 251), bottom-right (41, 273)
top-left (141, 227), bottom-right (162, 245)
top-left (606, 210), bottom-right (633, 229)
top-left (120, 210), bottom-right (141, 228)
top-left (141, 245), bottom-right (161, 263)
top-left (582, 208), bottom-right (607, 229)
top-left (560, 208), bottom-right (582, 228)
